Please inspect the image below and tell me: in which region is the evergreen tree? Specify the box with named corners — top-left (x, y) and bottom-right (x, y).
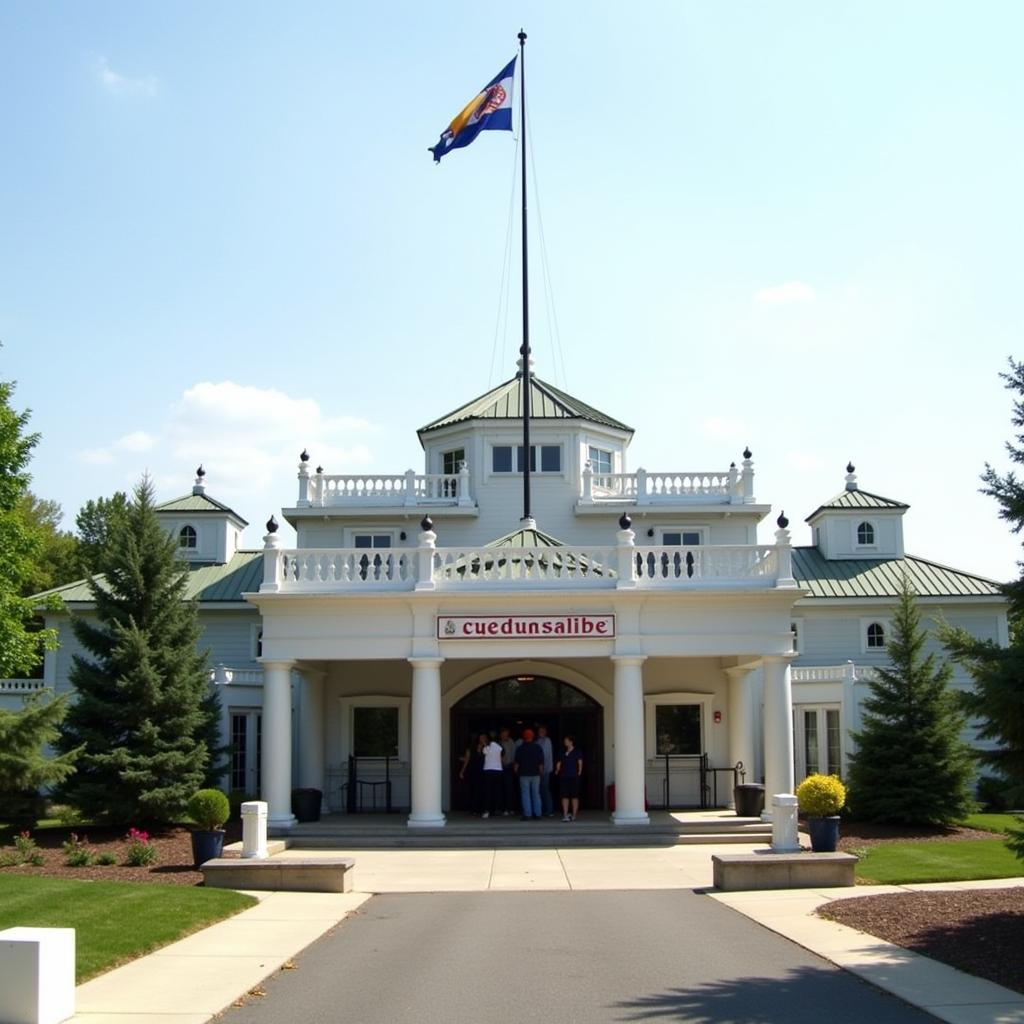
top-left (940, 358), bottom-right (1024, 837)
top-left (847, 580), bottom-right (976, 824)
top-left (0, 378), bottom-right (58, 677)
top-left (0, 692), bottom-right (81, 824)
top-left (56, 478), bottom-right (223, 823)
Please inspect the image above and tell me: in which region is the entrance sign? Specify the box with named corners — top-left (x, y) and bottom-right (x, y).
top-left (438, 614), bottom-right (615, 640)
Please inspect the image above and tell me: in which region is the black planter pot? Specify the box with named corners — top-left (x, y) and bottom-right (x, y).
top-left (291, 788), bottom-right (323, 823)
top-left (733, 783), bottom-right (765, 818)
top-left (191, 829), bottom-right (225, 868)
top-left (807, 815), bottom-right (841, 852)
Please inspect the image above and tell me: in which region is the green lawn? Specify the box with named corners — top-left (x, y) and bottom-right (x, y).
top-left (855, 838), bottom-right (1024, 885)
top-left (960, 812), bottom-right (1023, 835)
top-left (0, 875), bottom-right (255, 981)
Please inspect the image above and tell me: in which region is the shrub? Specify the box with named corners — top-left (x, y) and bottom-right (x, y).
top-left (0, 831), bottom-right (44, 868)
top-left (797, 774), bottom-right (847, 817)
top-left (124, 827), bottom-right (157, 866)
top-left (187, 789), bottom-right (230, 831)
top-left (975, 774), bottom-right (1014, 813)
top-left (62, 833), bottom-right (93, 867)
top-left (14, 830), bottom-right (38, 860)
top-left (96, 852), bottom-right (117, 866)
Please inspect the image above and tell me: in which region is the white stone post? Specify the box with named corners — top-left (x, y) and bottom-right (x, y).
top-left (761, 654), bottom-right (795, 822)
top-left (725, 665), bottom-right (756, 797)
top-left (636, 467), bottom-right (650, 504)
top-left (260, 517), bottom-right (283, 593)
top-left (240, 801), bottom-right (269, 859)
top-left (404, 468), bottom-right (418, 506)
top-left (612, 655), bottom-right (649, 825)
top-left (414, 516), bottom-right (437, 592)
top-left (457, 460), bottom-right (473, 507)
top-left (0, 928), bottom-right (75, 1024)
top-left (261, 660), bottom-right (296, 831)
top-left (774, 513), bottom-right (796, 588)
top-left (297, 457), bottom-right (310, 506)
top-left (728, 461), bottom-right (740, 503)
top-left (580, 460), bottom-right (594, 504)
top-left (771, 794), bottom-right (800, 852)
top-left (297, 670), bottom-right (325, 801)
top-left (741, 448), bottom-right (754, 502)
top-left (615, 515), bottom-right (637, 589)
top-left (408, 658), bottom-right (446, 827)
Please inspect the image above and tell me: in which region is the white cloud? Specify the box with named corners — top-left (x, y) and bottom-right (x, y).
top-left (114, 431), bottom-right (156, 453)
top-left (93, 56), bottom-right (158, 98)
top-left (754, 281), bottom-right (816, 305)
top-left (700, 416), bottom-right (746, 440)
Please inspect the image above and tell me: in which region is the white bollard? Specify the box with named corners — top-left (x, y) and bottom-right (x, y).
top-left (770, 793), bottom-right (800, 852)
top-left (0, 927), bottom-right (75, 1024)
top-left (241, 800), bottom-right (269, 859)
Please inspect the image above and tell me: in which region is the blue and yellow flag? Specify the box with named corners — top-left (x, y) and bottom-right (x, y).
top-left (429, 58), bottom-right (516, 163)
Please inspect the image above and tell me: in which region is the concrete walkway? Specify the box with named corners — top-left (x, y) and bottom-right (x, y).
top-left (67, 846), bottom-right (1024, 1024)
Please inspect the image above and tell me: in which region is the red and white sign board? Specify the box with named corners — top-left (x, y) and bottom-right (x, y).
top-left (437, 614), bottom-right (615, 640)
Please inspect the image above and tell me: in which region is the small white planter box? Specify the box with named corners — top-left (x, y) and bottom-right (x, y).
top-left (0, 927), bottom-right (76, 1024)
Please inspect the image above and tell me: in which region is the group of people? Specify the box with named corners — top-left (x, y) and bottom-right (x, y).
top-left (458, 725), bottom-right (583, 822)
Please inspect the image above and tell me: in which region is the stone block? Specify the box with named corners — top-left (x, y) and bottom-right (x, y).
top-left (201, 856), bottom-right (355, 893)
top-left (0, 927), bottom-right (75, 1024)
top-left (711, 851), bottom-right (857, 891)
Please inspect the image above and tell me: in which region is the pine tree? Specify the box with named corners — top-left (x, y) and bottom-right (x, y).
top-left (0, 693), bottom-right (81, 824)
top-left (847, 580), bottom-right (976, 825)
top-left (55, 478), bottom-right (223, 823)
top-left (940, 358), bottom-right (1024, 826)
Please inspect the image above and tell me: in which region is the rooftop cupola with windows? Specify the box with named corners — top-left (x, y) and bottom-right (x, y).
top-left (804, 463), bottom-right (908, 560)
top-left (154, 465), bottom-right (248, 565)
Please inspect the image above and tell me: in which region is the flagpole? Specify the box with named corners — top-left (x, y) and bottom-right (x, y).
top-left (518, 28), bottom-right (532, 524)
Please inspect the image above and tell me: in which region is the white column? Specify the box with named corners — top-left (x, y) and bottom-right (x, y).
top-left (612, 655), bottom-right (650, 825)
top-left (761, 654), bottom-right (795, 822)
top-left (408, 658), bottom-right (446, 828)
top-left (297, 670), bottom-right (325, 795)
top-left (261, 660), bottom-right (296, 831)
top-left (725, 666), bottom-right (757, 793)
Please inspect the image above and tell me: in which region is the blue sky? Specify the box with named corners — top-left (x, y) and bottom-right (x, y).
top-left (2, 2), bottom-right (1023, 580)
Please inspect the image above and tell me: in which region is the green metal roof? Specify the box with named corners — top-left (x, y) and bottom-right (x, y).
top-left (418, 375), bottom-right (632, 436)
top-left (487, 525), bottom-right (568, 548)
top-left (38, 551), bottom-right (264, 605)
top-left (793, 547), bottom-right (1002, 599)
top-left (805, 488), bottom-right (908, 522)
top-left (155, 491), bottom-right (248, 526)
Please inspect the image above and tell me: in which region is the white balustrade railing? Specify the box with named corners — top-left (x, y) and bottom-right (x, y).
top-left (791, 663), bottom-right (876, 684)
top-left (298, 464), bottom-right (474, 508)
top-left (0, 679), bottom-right (48, 694)
top-left (580, 461), bottom-right (756, 505)
top-left (261, 540), bottom-right (792, 593)
top-left (209, 666), bottom-right (265, 686)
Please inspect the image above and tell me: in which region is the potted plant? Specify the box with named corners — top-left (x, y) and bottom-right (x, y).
top-left (187, 788), bottom-right (230, 867)
top-left (796, 773), bottom-right (846, 852)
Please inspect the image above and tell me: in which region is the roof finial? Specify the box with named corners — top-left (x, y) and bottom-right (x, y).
top-left (193, 465), bottom-right (206, 496)
top-left (300, 449), bottom-right (310, 463)
top-left (845, 462), bottom-right (858, 491)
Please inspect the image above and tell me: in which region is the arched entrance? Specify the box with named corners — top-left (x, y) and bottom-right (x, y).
top-left (450, 674), bottom-right (604, 812)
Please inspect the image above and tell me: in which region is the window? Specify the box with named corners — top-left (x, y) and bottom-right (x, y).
top-left (856, 521), bottom-right (875, 546)
top-left (179, 525), bottom-right (197, 549)
top-left (638, 530), bottom-right (703, 579)
top-left (663, 531), bottom-right (702, 547)
top-left (252, 627), bottom-right (263, 659)
top-left (790, 621), bottom-right (800, 654)
top-left (654, 704), bottom-right (702, 755)
top-left (229, 711), bottom-right (262, 795)
top-left (491, 444), bottom-right (562, 473)
top-left (866, 622), bottom-right (886, 649)
top-left (588, 446), bottom-right (613, 475)
top-left (354, 534), bottom-right (392, 581)
top-left (794, 705), bottom-right (841, 781)
top-left (353, 706), bottom-right (399, 758)
top-left (442, 448), bottom-right (465, 475)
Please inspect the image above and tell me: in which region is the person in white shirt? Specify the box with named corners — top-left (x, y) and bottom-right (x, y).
top-left (536, 724), bottom-right (555, 817)
top-left (481, 732), bottom-right (504, 819)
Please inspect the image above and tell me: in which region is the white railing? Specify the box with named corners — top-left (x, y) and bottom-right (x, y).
top-left (0, 679), bottom-right (48, 694)
top-left (580, 460), bottom-right (756, 506)
top-left (791, 663), bottom-right (876, 684)
top-left (297, 464), bottom-right (474, 509)
top-left (209, 666), bottom-right (265, 686)
top-left (260, 535), bottom-right (796, 594)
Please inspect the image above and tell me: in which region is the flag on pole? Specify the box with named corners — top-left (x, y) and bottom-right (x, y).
top-left (429, 58), bottom-right (516, 163)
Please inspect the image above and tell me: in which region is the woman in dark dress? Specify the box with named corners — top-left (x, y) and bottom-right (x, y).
top-left (556, 734), bottom-right (583, 822)
top-left (458, 733), bottom-right (489, 815)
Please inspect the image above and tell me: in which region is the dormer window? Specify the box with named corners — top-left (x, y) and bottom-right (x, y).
top-left (856, 522), bottom-right (875, 546)
top-left (179, 525), bottom-right (197, 549)
top-left (587, 446), bottom-right (613, 476)
top-left (866, 622), bottom-right (885, 649)
top-left (442, 448), bottom-right (465, 475)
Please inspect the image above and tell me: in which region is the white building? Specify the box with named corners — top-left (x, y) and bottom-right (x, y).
top-left (4, 371), bottom-right (1005, 832)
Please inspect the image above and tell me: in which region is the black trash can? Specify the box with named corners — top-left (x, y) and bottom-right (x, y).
top-left (733, 783), bottom-right (765, 817)
top-left (291, 787), bottom-right (323, 822)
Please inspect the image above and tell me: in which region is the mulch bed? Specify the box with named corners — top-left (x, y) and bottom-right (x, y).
top-left (820, 887), bottom-right (1024, 995)
top-left (835, 820), bottom-right (999, 851)
top-left (0, 822), bottom-right (242, 886)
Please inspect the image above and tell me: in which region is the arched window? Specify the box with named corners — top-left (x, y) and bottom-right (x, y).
top-left (866, 622), bottom-right (885, 649)
top-left (857, 521), bottom-right (875, 545)
top-left (179, 525), bottom-right (197, 549)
